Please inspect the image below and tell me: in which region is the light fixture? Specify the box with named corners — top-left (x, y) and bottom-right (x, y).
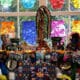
top-left (21, 21), bottom-right (37, 46)
top-left (20, 0), bottom-right (36, 9)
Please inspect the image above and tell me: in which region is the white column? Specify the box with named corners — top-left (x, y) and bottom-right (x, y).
top-left (17, 0), bottom-right (20, 38)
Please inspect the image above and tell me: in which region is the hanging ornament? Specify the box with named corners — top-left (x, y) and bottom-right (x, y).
top-left (49, 0), bottom-right (64, 9)
top-left (50, 20), bottom-right (66, 37)
top-left (21, 21), bottom-right (37, 46)
top-left (71, 0), bottom-right (80, 8)
top-left (0, 0), bottom-right (13, 8)
top-left (20, 0), bottom-right (36, 9)
top-left (0, 22), bottom-right (15, 38)
top-left (72, 20), bottom-right (80, 33)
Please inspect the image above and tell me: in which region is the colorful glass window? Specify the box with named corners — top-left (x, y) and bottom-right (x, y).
top-left (72, 20), bottom-right (80, 33)
top-left (48, 0), bottom-right (68, 11)
top-left (50, 20), bottom-right (66, 37)
top-left (49, 0), bottom-right (64, 10)
top-left (20, 0), bottom-right (36, 9)
top-left (21, 21), bottom-right (37, 46)
top-left (0, 0), bottom-right (17, 12)
top-left (71, 0), bottom-right (80, 8)
top-left (20, 0), bottom-right (39, 11)
top-left (0, 21), bottom-right (15, 38)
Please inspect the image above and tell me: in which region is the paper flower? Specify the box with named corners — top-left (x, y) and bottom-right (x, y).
top-left (21, 21), bottom-right (37, 46)
top-left (49, 0), bottom-right (64, 9)
top-left (0, 22), bottom-right (15, 37)
top-left (20, 0), bottom-right (36, 9)
top-left (71, 0), bottom-right (80, 8)
top-left (72, 20), bottom-right (80, 33)
top-left (50, 20), bottom-right (66, 37)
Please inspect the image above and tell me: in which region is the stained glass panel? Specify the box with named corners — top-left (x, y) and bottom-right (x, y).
top-left (70, 0), bottom-right (80, 11)
top-left (20, 0), bottom-right (36, 9)
top-left (19, 0), bottom-right (39, 11)
top-left (71, 15), bottom-right (80, 33)
top-left (0, 17), bottom-right (17, 49)
top-left (0, 17), bottom-right (17, 36)
top-left (21, 21), bottom-right (37, 46)
top-left (51, 20), bottom-right (66, 37)
top-left (51, 16), bottom-right (68, 44)
top-left (0, 0), bottom-right (17, 12)
top-left (49, 0), bottom-right (64, 10)
top-left (47, 0), bottom-right (68, 11)
top-left (72, 20), bottom-right (80, 33)
top-left (0, 21), bottom-right (15, 38)
top-left (20, 16), bottom-right (37, 46)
